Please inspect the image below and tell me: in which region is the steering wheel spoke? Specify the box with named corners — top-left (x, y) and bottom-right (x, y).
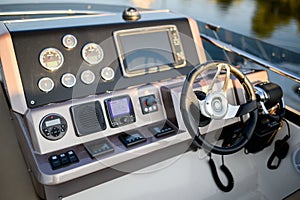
top-left (224, 100), bottom-right (257, 119)
top-left (207, 63), bottom-right (231, 96)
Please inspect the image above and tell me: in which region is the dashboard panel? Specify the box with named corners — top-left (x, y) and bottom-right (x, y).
top-left (7, 13), bottom-right (202, 109)
top-left (0, 9), bottom-right (221, 199)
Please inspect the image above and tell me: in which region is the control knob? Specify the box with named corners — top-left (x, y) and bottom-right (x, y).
top-left (145, 96), bottom-right (157, 106)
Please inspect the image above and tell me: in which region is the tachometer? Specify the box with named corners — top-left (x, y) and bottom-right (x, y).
top-left (82, 43), bottom-right (104, 65)
top-left (39, 48), bottom-right (64, 71)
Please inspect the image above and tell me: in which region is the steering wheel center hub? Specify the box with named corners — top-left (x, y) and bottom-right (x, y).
top-left (205, 92), bottom-right (228, 120)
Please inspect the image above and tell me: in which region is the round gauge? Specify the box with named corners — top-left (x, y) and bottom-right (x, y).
top-left (61, 73), bottom-right (76, 88)
top-left (101, 67), bottom-right (115, 81)
top-left (81, 70), bottom-right (95, 85)
top-left (38, 77), bottom-right (55, 93)
top-left (39, 48), bottom-right (64, 71)
top-left (82, 43), bottom-right (104, 65)
top-left (62, 34), bottom-right (77, 49)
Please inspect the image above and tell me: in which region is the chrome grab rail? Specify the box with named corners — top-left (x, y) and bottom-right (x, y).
top-left (201, 33), bottom-right (300, 84)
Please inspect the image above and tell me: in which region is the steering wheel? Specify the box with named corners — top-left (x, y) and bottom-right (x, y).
top-left (180, 61), bottom-right (258, 155)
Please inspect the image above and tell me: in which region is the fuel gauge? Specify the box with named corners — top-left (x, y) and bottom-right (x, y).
top-left (82, 43), bottom-right (104, 65)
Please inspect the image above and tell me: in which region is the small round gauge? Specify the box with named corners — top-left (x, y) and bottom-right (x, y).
top-left (82, 43), bottom-right (104, 65)
top-left (101, 67), bottom-right (115, 81)
top-left (61, 73), bottom-right (76, 88)
top-left (62, 34), bottom-right (77, 49)
top-left (38, 77), bottom-right (55, 93)
top-left (81, 70), bottom-right (95, 85)
top-left (39, 48), bottom-right (64, 71)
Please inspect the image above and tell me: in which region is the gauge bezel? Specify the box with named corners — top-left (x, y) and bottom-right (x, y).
top-left (61, 73), bottom-right (77, 88)
top-left (80, 70), bottom-right (96, 85)
top-left (38, 77), bottom-right (55, 93)
top-left (101, 67), bottom-right (115, 81)
top-left (62, 34), bottom-right (77, 49)
top-left (39, 47), bottom-right (64, 71)
top-left (81, 43), bottom-right (104, 65)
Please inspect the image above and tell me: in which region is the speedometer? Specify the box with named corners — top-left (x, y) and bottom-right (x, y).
top-left (39, 48), bottom-right (64, 71)
top-left (82, 43), bottom-right (104, 65)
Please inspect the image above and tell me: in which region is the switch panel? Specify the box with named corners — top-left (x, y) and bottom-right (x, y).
top-left (119, 132), bottom-right (146, 147)
top-left (48, 150), bottom-right (79, 170)
top-left (139, 94), bottom-right (158, 114)
top-left (85, 139), bottom-right (114, 157)
top-left (150, 123), bottom-right (175, 138)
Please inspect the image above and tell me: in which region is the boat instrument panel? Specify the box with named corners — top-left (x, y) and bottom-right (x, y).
top-left (0, 8), bottom-right (268, 199)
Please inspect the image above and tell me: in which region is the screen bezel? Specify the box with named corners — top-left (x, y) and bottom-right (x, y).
top-left (104, 95), bottom-right (135, 128)
top-left (114, 25), bottom-right (186, 77)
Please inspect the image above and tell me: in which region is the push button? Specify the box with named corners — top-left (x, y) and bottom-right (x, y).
top-left (59, 153), bottom-right (70, 165)
top-left (51, 127), bottom-right (60, 137)
top-left (66, 150), bottom-right (79, 163)
top-left (43, 128), bottom-right (50, 136)
top-left (49, 155), bottom-right (61, 170)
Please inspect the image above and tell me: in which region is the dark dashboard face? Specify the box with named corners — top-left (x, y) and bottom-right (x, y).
top-left (6, 13), bottom-right (200, 109)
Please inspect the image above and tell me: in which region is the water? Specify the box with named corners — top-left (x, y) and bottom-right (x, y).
top-left (97, 0), bottom-right (300, 54)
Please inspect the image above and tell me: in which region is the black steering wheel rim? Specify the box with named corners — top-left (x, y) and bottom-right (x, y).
top-left (180, 61), bottom-right (258, 155)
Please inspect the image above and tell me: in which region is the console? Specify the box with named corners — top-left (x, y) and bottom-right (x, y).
top-left (0, 9), bottom-right (209, 199)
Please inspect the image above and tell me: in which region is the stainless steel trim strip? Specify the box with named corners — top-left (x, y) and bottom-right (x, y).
top-left (0, 10), bottom-right (109, 16)
top-left (0, 22), bottom-right (28, 114)
top-left (201, 33), bottom-right (300, 84)
top-left (3, 13), bottom-right (115, 24)
top-left (188, 18), bottom-right (207, 64)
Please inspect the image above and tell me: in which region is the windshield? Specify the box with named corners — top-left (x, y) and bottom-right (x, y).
top-left (1, 0), bottom-right (300, 53)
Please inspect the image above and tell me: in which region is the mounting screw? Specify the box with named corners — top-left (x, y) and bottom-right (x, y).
top-left (30, 100), bottom-right (35, 105)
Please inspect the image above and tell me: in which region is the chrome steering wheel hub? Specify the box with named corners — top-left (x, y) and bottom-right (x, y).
top-left (200, 92), bottom-right (228, 120)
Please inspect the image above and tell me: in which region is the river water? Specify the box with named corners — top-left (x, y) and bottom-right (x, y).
top-left (99, 0), bottom-right (300, 54)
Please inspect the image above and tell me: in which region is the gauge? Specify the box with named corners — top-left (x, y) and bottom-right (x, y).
top-left (38, 77), bottom-right (55, 93)
top-left (62, 34), bottom-right (77, 49)
top-left (81, 70), bottom-right (95, 85)
top-left (82, 43), bottom-right (104, 65)
top-left (39, 48), bottom-right (64, 71)
top-left (101, 67), bottom-right (115, 81)
top-left (61, 73), bottom-right (76, 88)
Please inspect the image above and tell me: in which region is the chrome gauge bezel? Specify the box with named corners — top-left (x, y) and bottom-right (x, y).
top-left (62, 34), bottom-right (77, 49)
top-left (61, 73), bottom-right (77, 88)
top-left (38, 77), bottom-right (55, 93)
top-left (80, 70), bottom-right (96, 85)
top-left (81, 43), bottom-right (104, 65)
top-left (101, 67), bottom-right (115, 81)
top-left (39, 47), bottom-right (64, 71)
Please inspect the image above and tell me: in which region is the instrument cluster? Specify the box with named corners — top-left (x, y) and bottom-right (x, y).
top-left (37, 34), bottom-right (114, 93)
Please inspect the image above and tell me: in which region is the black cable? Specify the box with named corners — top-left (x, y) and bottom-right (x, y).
top-left (267, 119), bottom-right (290, 170)
top-left (282, 118), bottom-right (291, 138)
top-left (208, 154), bottom-right (234, 192)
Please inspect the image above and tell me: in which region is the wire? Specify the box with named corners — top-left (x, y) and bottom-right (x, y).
top-left (282, 118), bottom-right (291, 138)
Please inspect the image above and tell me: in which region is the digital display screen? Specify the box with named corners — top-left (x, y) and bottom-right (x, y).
top-left (108, 97), bottom-right (130, 118)
top-left (45, 118), bottom-right (61, 127)
top-left (119, 31), bottom-right (175, 72)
